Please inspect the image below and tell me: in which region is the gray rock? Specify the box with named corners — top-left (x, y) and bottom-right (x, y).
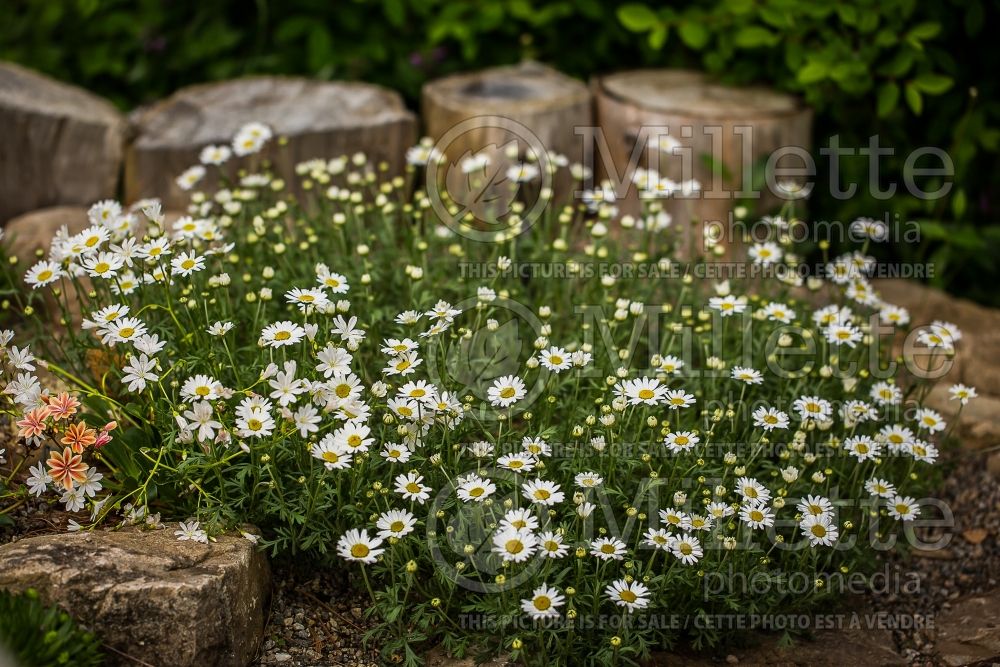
top-left (0, 527), bottom-right (270, 667)
top-left (934, 592), bottom-right (1000, 666)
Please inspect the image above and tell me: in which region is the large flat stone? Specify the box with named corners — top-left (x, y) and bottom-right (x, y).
top-left (875, 279), bottom-right (1000, 395)
top-left (934, 592), bottom-right (1000, 666)
top-left (0, 528), bottom-right (270, 667)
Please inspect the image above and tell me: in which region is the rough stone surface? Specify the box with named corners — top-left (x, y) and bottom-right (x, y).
top-left (125, 76), bottom-right (417, 209)
top-left (875, 279), bottom-right (1000, 395)
top-left (925, 384), bottom-right (1000, 450)
top-left (934, 592), bottom-right (1000, 666)
top-left (0, 528), bottom-right (270, 667)
top-left (4, 206), bottom-right (91, 268)
top-left (0, 62), bottom-right (125, 225)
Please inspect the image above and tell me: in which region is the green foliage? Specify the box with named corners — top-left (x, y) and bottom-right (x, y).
top-left (0, 588), bottom-right (103, 667)
top-left (0, 0), bottom-right (998, 302)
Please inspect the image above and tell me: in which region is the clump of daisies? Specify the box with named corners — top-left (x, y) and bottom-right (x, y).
top-left (3, 122), bottom-right (977, 665)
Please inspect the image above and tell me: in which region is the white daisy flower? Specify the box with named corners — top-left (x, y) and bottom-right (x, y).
top-left (663, 431), bottom-right (699, 454)
top-left (670, 533), bottom-right (703, 565)
top-left (492, 528), bottom-right (537, 563)
top-left (376, 509), bottom-right (417, 539)
top-left (520, 584), bottom-right (565, 619)
top-left (887, 495), bottom-right (920, 521)
top-left (537, 531), bottom-right (568, 558)
top-left (739, 500), bottom-right (775, 530)
top-left (590, 537), bottom-right (627, 561)
top-left (394, 471), bottom-right (431, 504)
top-left (605, 579), bottom-right (650, 613)
top-left (948, 384), bottom-right (977, 405)
top-left (336, 528), bottom-right (384, 564)
top-left (800, 514), bottom-right (839, 546)
top-left (261, 321), bottom-right (306, 348)
top-left (456, 475), bottom-right (496, 503)
top-left (731, 366), bottom-right (763, 385)
top-left (521, 479), bottom-right (564, 506)
top-left (488, 375), bottom-right (526, 408)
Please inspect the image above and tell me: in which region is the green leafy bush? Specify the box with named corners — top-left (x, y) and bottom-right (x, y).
top-left (0, 588), bottom-right (103, 667)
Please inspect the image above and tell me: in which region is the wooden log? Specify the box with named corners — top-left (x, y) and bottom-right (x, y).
top-left (125, 76), bottom-right (417, 209)
top-left (593, 70), bottom-right (812, 253)
top-left (422, 61), bottom-right (592, 170)
top-left (0, 62), bottom-right (125, 225)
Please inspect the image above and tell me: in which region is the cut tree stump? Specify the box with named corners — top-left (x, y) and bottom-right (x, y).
top-left (125, 76), bottom-right (417, 209)
top-left (422, 61), bottom-right (591, 175)
top-left (0, 62), bottom-right (125, 225)
top-left (593, 70), bottom-right (812, 252)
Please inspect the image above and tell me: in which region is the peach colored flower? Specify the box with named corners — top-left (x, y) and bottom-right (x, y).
top-left (61, 422), bottom-right (97, 453)
top-left (46, 392), bottom-right (80, 421)
top-left (16, 406), bottom-right (51, 439)
top-left (47, 447), bottom-right (88, 490)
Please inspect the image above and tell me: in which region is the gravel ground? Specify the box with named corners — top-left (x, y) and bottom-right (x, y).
top-left (868, 447), bottom-right (1000, 666)
top-left (251, 448), bottom-right (999, 667)
top-left (253, 564), bottom-right (381, 667)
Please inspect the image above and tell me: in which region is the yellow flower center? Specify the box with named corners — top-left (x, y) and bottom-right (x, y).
top-left (390, 521), bottom-right (405, 533)
top-left (406, 482), bottom-right (421, 494)
top-left (37, 270), bottom-right (53, 281)
top-left (275, 331), bottom-right (291, 341)
top-left (619, 590), bottom-right (637, 603)
top-left (533, 596), bottom-right (551, 611)
top-left (350, 544), bottom-right (369, 559)
top-left (637, 389), bottom-right (655, 400)
top-left (750, 510), bottom-right (764, 522)
top-left (499, 387), bottom-right (516, 399)
top-left (811, 524), bottom-right (827, 538)
top-left (505, 540), bottom-right (524, 554)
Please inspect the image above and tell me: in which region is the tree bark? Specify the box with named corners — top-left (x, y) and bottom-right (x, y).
top-left (0, 62), bottom-right (124, 225)
top-left (423, 61), bottom-right (591, 161)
